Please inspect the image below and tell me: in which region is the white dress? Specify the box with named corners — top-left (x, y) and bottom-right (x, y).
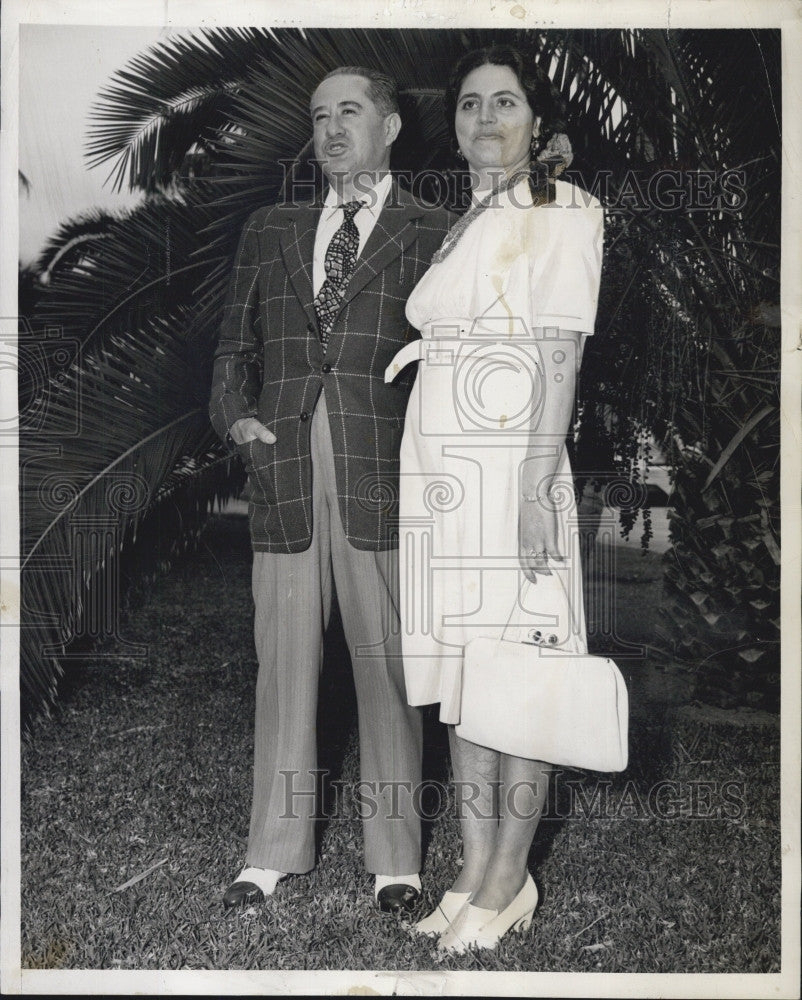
top-left (388, 177), bottom-right (604, 723)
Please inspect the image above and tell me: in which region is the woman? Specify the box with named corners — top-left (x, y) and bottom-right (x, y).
top-left (386, 46), bottom-right (604, 953)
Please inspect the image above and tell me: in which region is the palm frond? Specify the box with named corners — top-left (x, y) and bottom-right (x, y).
top-left (86, 27), bottom-right (285, 192)
top-left (19, 292), bottom-right (244, 719)
top-left (29, 197), bottom-right (218, 375)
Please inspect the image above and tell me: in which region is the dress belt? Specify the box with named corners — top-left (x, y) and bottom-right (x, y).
top-left (384, 340), bottom-right (424, 383)
top-left (384, 318), bottom-right (474, 383)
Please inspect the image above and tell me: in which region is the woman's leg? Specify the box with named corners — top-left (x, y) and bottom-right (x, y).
top-left (447, 726), bottom-right (500, 894)
top-left (469, 754), bottom-right (550, 912)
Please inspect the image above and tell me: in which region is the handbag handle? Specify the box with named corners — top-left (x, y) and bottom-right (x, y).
top-left (503, 560), bottom-right (580, 652)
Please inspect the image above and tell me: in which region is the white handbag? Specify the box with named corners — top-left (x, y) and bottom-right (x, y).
top-left (455, 574), bottom-right (629, 772)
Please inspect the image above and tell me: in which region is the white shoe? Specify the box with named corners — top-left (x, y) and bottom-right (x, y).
top-left (437, 874), bottom-right (538, 954)
top-left (411, 890), bottom-right (472, 937)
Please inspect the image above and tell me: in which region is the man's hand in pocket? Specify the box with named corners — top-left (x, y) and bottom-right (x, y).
top-left (230, 417), bottom-right (276, 445)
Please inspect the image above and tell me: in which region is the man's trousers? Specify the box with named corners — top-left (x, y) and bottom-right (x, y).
top-left (244, 392), bottom-right (423, 875)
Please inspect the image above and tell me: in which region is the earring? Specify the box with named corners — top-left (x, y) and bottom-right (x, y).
top-left (529, 133), bottom-right (541, 158)
top-left (456, 148), bottom-right (466, 162)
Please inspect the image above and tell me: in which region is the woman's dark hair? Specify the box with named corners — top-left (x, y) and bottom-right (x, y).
top-left (444, 45), bottom-right (567, 159)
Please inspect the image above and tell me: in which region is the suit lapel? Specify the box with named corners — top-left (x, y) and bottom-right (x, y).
top-left (278, 201), bottom-right (320, 331)
top-left (340, 184), bottom-right (425, 308)
top-left (277, 184), bottom-right (425, 330)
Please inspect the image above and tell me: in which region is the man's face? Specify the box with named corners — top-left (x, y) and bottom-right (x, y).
top-left (310, 74), bottom-right (398, 188)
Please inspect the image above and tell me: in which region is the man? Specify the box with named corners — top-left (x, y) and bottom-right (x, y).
top-left (209, 66), bottom-right (451, 913)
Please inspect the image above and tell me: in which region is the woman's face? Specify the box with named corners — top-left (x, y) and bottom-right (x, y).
top-left (454, 63), bottom-right (538, 177)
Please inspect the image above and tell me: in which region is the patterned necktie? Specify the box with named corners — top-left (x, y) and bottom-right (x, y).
top-left (313, 200), bottom-right (363, 348)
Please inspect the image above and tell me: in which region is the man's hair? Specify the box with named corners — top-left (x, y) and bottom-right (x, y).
top-left (316, 66), bottom-right (400, 118)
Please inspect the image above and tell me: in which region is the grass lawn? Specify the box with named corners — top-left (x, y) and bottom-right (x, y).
top-left (20, 513), bottom-right (781, 973)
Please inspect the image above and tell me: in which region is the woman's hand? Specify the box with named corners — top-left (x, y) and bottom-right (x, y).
top-left (519, 499), bottom-right (563, 584)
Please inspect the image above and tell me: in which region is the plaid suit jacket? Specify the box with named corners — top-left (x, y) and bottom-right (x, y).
top-left (209, 182), bottom-right (453, 552)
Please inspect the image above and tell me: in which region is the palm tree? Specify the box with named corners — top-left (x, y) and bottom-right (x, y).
top-left (19, 26), bottom-right (780, 719)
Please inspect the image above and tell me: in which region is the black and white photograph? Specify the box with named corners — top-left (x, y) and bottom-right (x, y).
top-left (2, 0), bottom-right (800, 996)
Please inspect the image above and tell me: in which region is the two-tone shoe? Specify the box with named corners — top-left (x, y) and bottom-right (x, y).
top-left (222, 867), bottom-right (285, 909)
top-left (376, 882), bottom-right (421, 914)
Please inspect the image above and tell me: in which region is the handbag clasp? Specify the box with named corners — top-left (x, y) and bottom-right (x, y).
top-left (526, 628), bottom-right (559, 646)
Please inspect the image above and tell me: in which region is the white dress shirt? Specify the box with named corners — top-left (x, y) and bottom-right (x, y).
top-left (312, 173), bottom-right (393, 297)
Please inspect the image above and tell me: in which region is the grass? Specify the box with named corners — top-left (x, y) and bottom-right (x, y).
top-left (20, 513), bottom-right (781, 972)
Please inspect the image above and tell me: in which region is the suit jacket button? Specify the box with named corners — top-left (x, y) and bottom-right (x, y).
top-left (306, 322), bottom-right (316, 334)
top-left (300, 410), bottom-right (309, 421)
top-left (321, 363), bottom-right (332, 373)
